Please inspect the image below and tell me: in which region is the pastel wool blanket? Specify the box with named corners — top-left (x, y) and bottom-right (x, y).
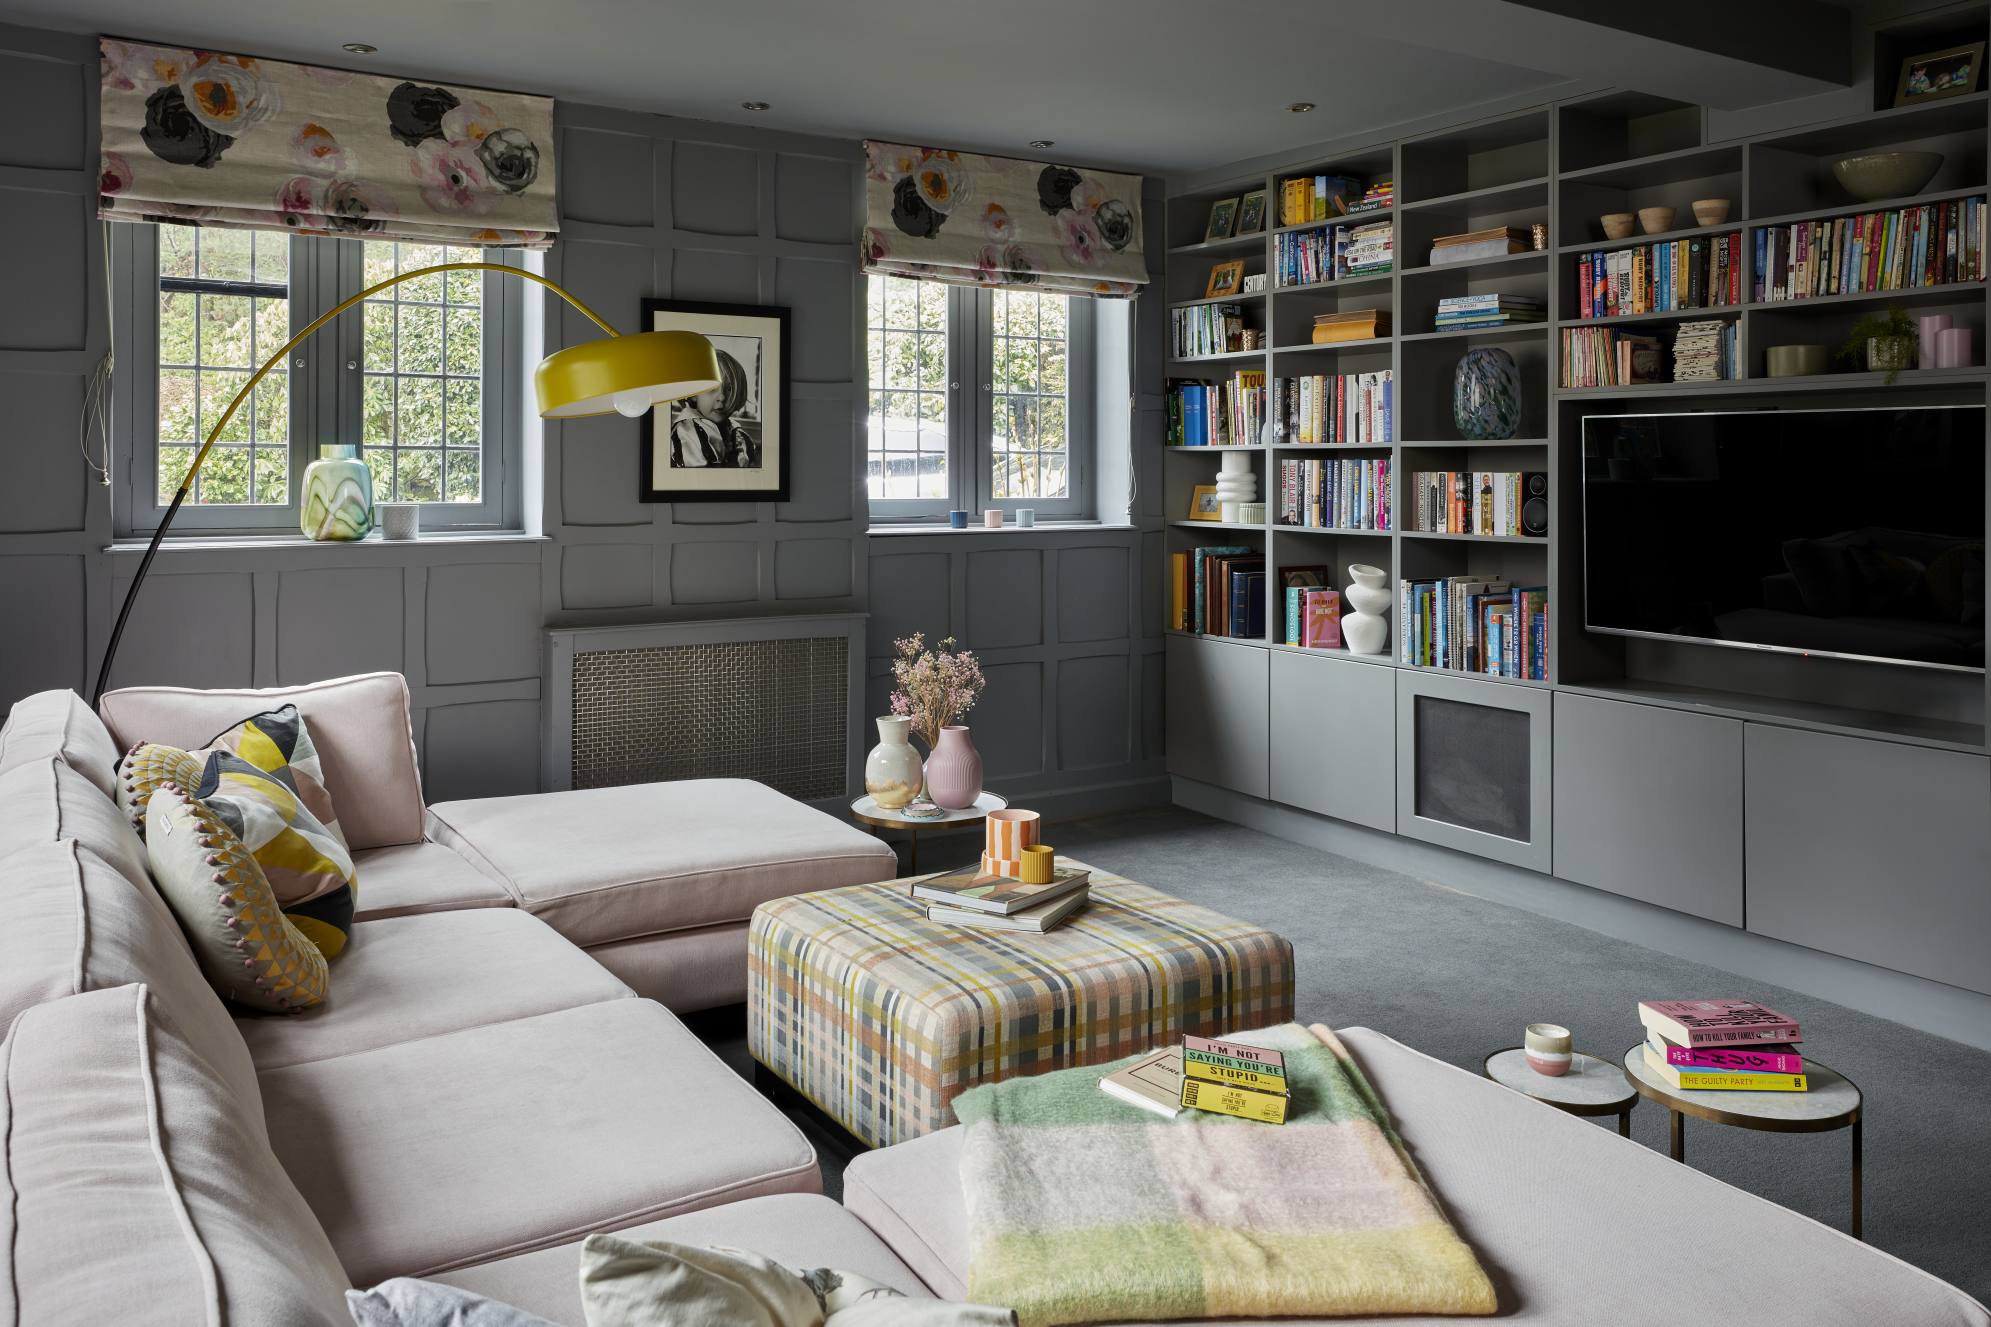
top-left (952, 1023), bottom-right (1497, 1326)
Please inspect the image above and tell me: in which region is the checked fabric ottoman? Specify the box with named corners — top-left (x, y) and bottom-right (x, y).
top-left (746, 859), bottom-right (1295, 1148)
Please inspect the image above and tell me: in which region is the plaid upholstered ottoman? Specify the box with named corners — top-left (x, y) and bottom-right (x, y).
top-left (746, 859), bottom-right (1295, 1148)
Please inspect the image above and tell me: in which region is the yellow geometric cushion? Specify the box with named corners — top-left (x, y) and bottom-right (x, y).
top-left (116, 740), bottom-right (204, 831)
top-left (144, 782), bottom-right (327, 1013)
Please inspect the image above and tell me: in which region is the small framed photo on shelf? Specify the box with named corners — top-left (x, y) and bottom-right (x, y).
top-left (1895, 41), bottom-right (1984, 105)
top-left (1187, 484), bottom-right (1223, 520)
top-left (1205, 260), bottom-right (1246, 299)
top-left (1237, 189), bottom-right (1268, 235)
top-left (1204, 197), bottom-right (1239, 242)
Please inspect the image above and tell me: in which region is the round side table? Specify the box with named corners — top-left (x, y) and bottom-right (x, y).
top-left (849, 791), bottom-right (1007, 874)
top-left (1622, 1044), bottom-right (1863, 1238)
top-left (1483, 1048), bottom-right (1639, 1136)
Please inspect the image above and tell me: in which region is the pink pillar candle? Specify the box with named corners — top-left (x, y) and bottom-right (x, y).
top-left (984, 509), bottom-right (1004, 528)
top-left (1936, 326), bottom-right (1975, 369)
top-left (1919, 314), bottom-right (1953, 368)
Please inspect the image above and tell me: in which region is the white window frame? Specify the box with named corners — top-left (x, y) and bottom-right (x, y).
top-left (110, 223), bottom-right (524, 537)
top-left (866, 280), bottom-right (1094, 524)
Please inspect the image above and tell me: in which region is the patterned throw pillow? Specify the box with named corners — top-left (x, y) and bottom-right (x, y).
top-left (144, 783), bottom-right (328, 1013)
top-left (116, 740), bottom-right (204, 833)
top-left (195, 704), bottom-right (357, 959)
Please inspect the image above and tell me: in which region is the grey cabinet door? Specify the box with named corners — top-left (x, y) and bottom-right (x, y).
top-left (1745, 725), bottom-right (1991, 995)
top-left (1552, 693), bottom-right (1744, 925)
top-left (1268, 651), bottom-right (1394, 830)
top-left (1395, 671), bottom-right (1553, 871)
top-left (1164, 635), bottom-right (1269, 799)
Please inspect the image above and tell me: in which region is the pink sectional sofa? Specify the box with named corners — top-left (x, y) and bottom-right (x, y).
top-left (4, 680), bottom-right (1986, 1326)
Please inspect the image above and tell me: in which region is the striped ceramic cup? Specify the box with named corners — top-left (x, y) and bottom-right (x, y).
top-left (985, 808), bottom-right (1041, 863)
top-left (1524, 1022), bottom-right (1573, 1076)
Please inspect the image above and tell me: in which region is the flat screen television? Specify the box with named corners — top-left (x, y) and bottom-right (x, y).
top-left (1582, 405), bottom-right (1985, 672)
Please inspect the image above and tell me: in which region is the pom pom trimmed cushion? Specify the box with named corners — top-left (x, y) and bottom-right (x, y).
top-left (144, 783), bottom-right (328, 1013)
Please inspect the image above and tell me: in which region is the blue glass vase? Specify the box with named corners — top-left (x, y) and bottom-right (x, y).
top-left (1452, 347), bottom-right (1522, 440)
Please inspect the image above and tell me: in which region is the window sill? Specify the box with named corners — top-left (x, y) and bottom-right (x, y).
top-left (867, 520), bottom-right (1136, 536)
top-left (105, 530), bottom-right (547, 554)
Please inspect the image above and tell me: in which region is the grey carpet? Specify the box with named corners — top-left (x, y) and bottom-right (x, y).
top-left (688, 805), bottom-right (1991, 1303)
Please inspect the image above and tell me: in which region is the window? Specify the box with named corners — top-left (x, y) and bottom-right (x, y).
top-left (113, 223), bottom-right (523, 535)
top-left (865, 275), bottom-right (1092, 521)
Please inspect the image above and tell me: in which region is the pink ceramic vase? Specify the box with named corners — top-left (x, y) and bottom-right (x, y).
top-left (924, 725), bottom-right (983, 810)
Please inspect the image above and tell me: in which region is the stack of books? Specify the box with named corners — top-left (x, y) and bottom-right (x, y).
top-left (1342, 220), bottom-right (1393, 277)
top-left (1398, 577), bottom-right (1549, 679)
top-left (1170, 303), bottom-right (1247, 359)
top-left (1312, 308), bottom-right (1390, 343)
top-left (1639, 999), bottom-right (1808, 1093)
top-left (1575, 234), bottom-right (1742, 317)
top-left (1559, 326), bottom-right (1672, 387)
top-left (1278, 455), bottom-right (1390, 531)
top-left (1350, 178), bottom-right (1394, 214)
top-left (1279, 173), bottom-right (1363, 226)
top-left (1429, 226), bottom-right (1531, 266)
top-left (1275, 225), bottom-right (1340, 287)
top-left (1671, 319), bottom-right (1735, 382)
top-left (1405, 469), bottom-right (1537, 536)
top-left (911, 861), bottom-right (1092, 934)
top-left (1271, 371), bottom-right (1392, 445)
top-left (1278, 567), bottom-right (1340, 648)
top-left (1752, 197), bottom-right (1986, 302)
top-left (1170, 546), bottom-right (1264, 638)
top-left (1434, 293), bottom-right (1544, 331)
top-left (1097, 1035), bottom-right (1291, 1124)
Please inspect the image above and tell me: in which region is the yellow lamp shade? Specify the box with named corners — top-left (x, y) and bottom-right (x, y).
top-left (534, 329), bottom-right (721, 419)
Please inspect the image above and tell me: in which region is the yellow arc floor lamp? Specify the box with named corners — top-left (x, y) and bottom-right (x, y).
top-left (91, 260), bottom-right (720, 707)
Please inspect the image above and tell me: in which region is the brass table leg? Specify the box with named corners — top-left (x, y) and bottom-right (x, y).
top-left (1851, 1117), bottom-right (1863, 1240)
top-left (1618, 1108), bottom-right (1631, 1139)
top-left (906, 829), bottom-right (918, 874)
top-left (1670, 1110), bottom-right (1684, 1162)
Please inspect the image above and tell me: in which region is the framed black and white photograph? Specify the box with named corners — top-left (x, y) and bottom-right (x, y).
top-left (640, 298), bottom-right (791, 502)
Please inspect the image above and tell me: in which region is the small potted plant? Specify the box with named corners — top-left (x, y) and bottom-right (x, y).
top-left (1839, 307), bottom-right (1917, 382)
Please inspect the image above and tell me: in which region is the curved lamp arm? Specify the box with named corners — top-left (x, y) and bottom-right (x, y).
top-left (92, 261), bottom-right (623, 707)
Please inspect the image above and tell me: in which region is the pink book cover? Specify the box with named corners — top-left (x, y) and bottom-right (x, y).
top-left (1662, 1042), bottom-right (1805, 1075)
top-left (1641, 999), bottom-right (1801, 1047)
top-left (1301, 588), bottom-right (1342, 648)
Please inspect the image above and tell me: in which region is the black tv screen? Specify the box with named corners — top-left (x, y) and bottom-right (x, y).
top-left (1583, 406), bottom-right (1985, 672)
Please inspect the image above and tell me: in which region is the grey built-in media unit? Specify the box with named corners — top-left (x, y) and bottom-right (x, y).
top-left (1160, 22), bottom-right (1991, 998)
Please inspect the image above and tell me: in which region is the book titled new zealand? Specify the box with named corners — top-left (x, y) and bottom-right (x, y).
top-left (909, 864), bottom-right (1090, 915)
top-left (1639, 999), bottom-right (1801, 1048)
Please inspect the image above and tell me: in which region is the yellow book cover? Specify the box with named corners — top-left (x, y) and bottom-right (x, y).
top-left (1180, 1078), bottom-right (1288, 1123)
top-left (1183, 1056), bottom-right (1288, 1094)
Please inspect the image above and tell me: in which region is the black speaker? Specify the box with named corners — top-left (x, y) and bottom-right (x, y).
top-left (1520, 471), bottom-right (1548, 536)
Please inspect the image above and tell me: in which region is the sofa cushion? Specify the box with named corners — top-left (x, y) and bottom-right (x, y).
top-left (351, 839), bottom-right (518, 919)
top-left (583, 919), bottom-right (753, 1013)
top-left (0, 689), bottom-right (121, 798)
top-left (0, 754), bottom-right (152, 887)
top-left (0, 837), bottom-right (263, 1109)
top-left (100, 672), bottom-right (425, 850)
top-left (147, 783), bottom-right (329, 1014)
top-left (261, 997), bottom-right (821, 1285)
top-left (0, 984), bottom-right (351, 1327)
top-left (426, 779), bottom-right (898, 948)
top-left (841, 1027), bottom-right (1991, 1326)
top-left (435, 1194), bottom-right (931, 1325)
top-left (237, 908), bottom-right (635, 1070)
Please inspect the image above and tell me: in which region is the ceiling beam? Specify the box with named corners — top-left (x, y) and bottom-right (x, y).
top-left (1332, 0), bottom-right (1853, 109)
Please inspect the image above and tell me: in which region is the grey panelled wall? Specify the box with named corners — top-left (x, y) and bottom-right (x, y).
top-left (0, 23), bottom-right (868, 802)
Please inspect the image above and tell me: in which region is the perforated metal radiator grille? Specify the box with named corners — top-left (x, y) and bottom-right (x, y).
top-left (570, 637), bottom-right (848, 798)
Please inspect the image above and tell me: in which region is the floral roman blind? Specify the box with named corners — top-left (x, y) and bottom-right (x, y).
top-left (98, 38), bottom-right (557, 248)
top-left (862, 141), bottom-right (1147, 297)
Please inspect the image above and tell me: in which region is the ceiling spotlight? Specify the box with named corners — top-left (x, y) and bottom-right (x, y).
top-left (1287, 101), bottom-right (1316, 113)
top-left (741, 100), bottom-right (770, 112)
top-left (1030, 140), bottom-right (1055, 149)
top-left (342, 42), bottom-right (377, 54)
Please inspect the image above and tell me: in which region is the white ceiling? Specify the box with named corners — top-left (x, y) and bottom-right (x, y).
top-left (0, 0), bottom-right (1591, 174)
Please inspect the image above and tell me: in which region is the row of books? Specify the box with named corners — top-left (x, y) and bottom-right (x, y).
top-left (1170, 303), bottom-right (1249, 359)
top-left (1429, 225), bottom-right (1532, 267)
top-left (1167, 374), bottom-right (1264, 447)
top-left (1574, 234), bottom-right (1743, 319)
top-left (1277, 457), bottom-right (1391, 531)
top-left (1277, 173), bottom-right (1389, 227)
top-left (1435, 293), bottom-right (1543, 330)
top-left (1752, 197), bottom-right (1987, 302)
top-left (1278, 569), bottom-right (1342, 648)
top-left (1170, 546), bottom-right (1264, 639)
top-left (1558, 321), bottom-right (1737, 388)
top-left (1639, 999), bottom-right (1808, 1092)
top-left (1399, 578), bottom-right (1549, 679)
top-left (1271, 370), bottom-right (1393, 446)
top-left (1101, 1034), bottom-right (1291, 1124)
top-left (910, 861), bottom-right (1092, 933)
top-left (1405, 470), bottom-right (1539, 537)
top-left (1312, 308), bottom-right (1389, 343)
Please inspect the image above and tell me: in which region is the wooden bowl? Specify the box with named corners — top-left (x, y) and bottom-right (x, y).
top-left (1637, 206), bottom-right (1676, 234)
top-left (1600, 212), bottom-right (1635, 240)
top-left (1691, 198), bottom-right (1732, 226)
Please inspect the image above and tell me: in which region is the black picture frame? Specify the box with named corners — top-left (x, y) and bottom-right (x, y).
top-left (639, 297), bottom-right (792, 503)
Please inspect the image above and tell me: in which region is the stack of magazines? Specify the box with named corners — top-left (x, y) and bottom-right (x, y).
top-left (910, 862), bottom-right (1091, 933)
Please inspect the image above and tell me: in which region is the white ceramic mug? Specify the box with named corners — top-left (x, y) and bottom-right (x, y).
top-left (378, 502), bottom-right (420, 541)
top-left (1524, 1022), bottom-right (1572, 1077)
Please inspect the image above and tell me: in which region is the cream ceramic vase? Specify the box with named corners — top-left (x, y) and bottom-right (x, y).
top-left (923, 725), bottom-right (983, 810)
top-left (301, 444), bottom-right (374, 540)
top-left (863, 715), bottom-right (924, 810)
top-left (1343, 563), bottom-right (1391, 655)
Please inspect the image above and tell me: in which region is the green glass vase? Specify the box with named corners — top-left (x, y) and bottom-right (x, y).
top-left (301, 445), bottom-right (374, 540)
